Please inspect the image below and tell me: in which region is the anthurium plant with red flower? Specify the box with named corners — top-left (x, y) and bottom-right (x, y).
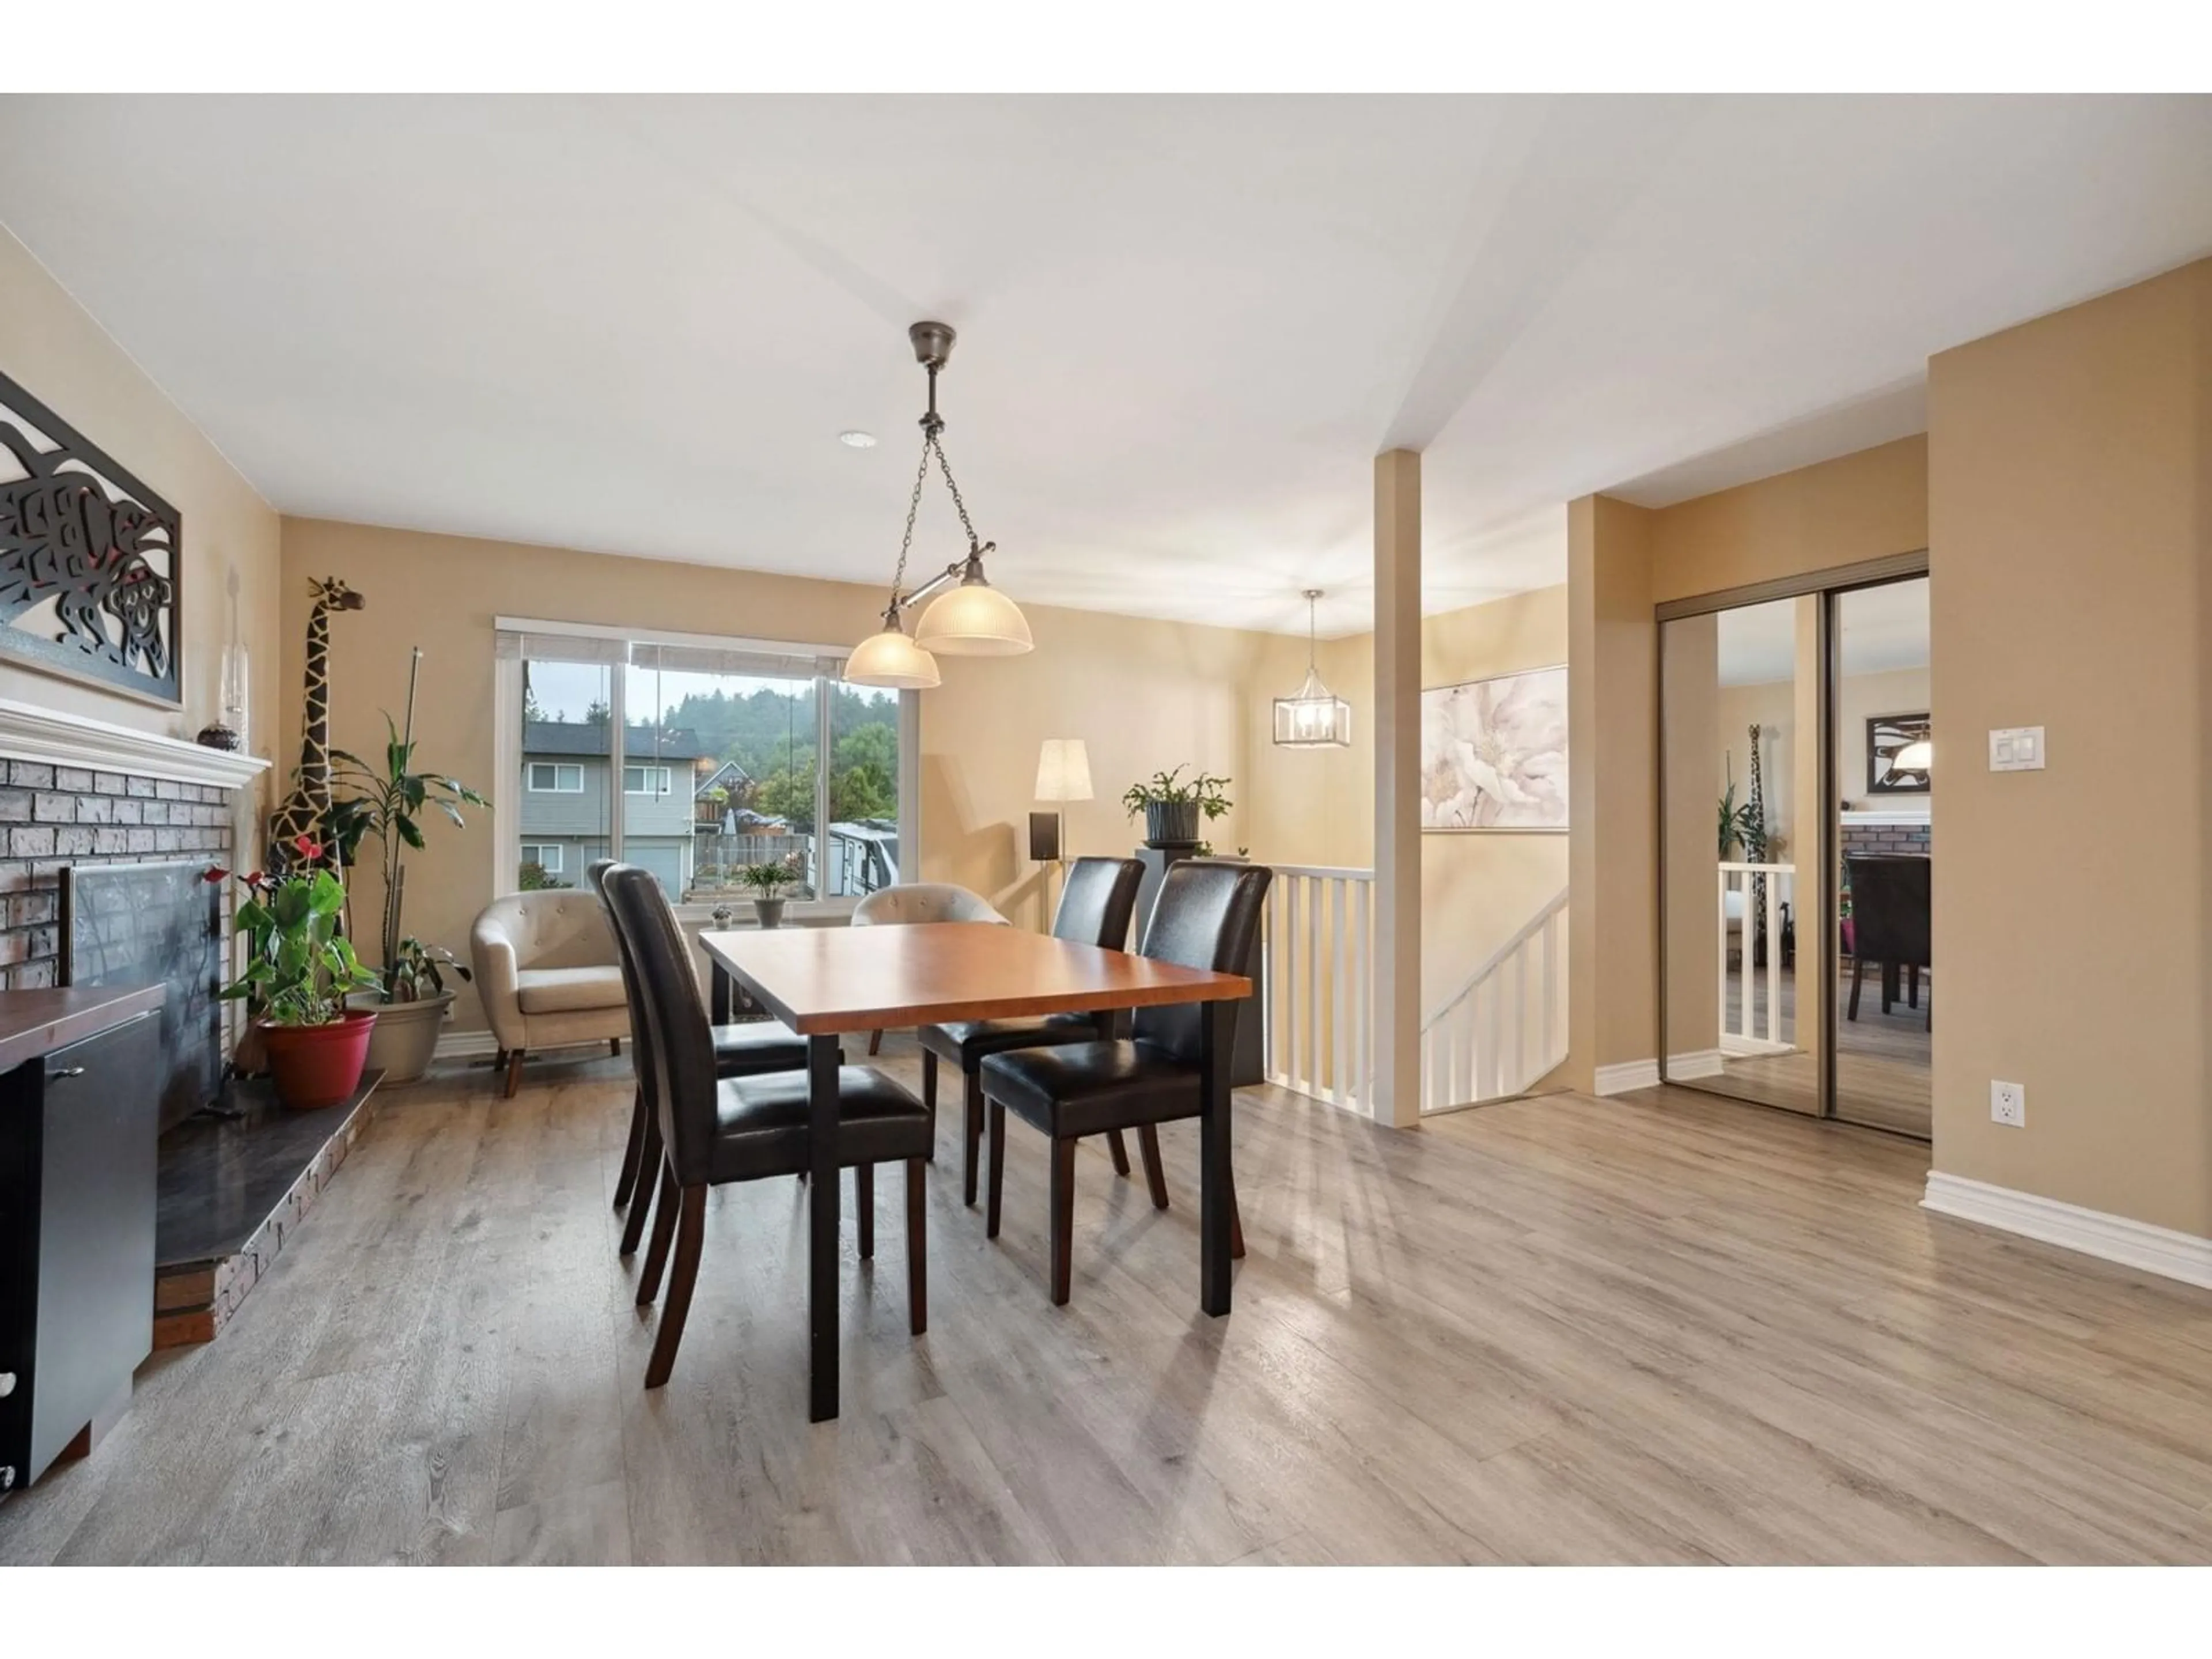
top-left (211, 835), bottom-right (382, 1026)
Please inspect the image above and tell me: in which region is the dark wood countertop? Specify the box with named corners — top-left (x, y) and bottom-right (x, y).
top-left (0, 984), bottom-right (168, 1074)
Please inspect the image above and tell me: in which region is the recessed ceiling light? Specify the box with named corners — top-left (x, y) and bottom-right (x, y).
top-left (839, 430), bottom-right (878, 449)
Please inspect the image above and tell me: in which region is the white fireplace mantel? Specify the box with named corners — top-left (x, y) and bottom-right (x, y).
top-left (0, 697), bottom-right (271, 792)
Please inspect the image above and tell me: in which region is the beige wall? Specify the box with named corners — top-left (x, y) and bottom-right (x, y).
top-left (1240, 586), bottom-right (1571, 1021)
top-left (1927, 257), bottom-right (2212, 1236)
top-left (1584, 256), bottom-right (2212, 1243)
top-left (281, 517), bottom-right (1298, 1031)
top-left (0, 226), bottom-right (283, 772)
top-left (1567, 495), bottom-right (1658, 1088)
top-left (926, 603), bottom-right (1275, 930)
top-left (1651, 435), bottom-right (1929, 604)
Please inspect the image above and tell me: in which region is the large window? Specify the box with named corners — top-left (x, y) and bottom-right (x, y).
top-left (514, 654), bottom-right (613, 891)
top-left (500, 623), bottom-right (907, 907)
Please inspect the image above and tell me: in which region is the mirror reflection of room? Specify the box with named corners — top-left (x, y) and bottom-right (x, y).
top-left (1661, 595), bottom-right (1819, 1113)
top-left (1834, 577), bottom-right (1931, 1137)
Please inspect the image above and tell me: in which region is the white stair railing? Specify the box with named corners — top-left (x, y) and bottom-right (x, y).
top-left (1418, 887), bottom-right (1569, 1115)
top-left (1262, 865), bottom-right (1375, 1113)
top-left (1718, 861), bottom-right (1794, 1055)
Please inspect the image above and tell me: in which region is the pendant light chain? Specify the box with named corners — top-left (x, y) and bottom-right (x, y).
top-left (887, 430), bottom-right (934, 612)
top-left (886, 369), bottom-right (987, 613)
top-left (933, 433), bottom-right (986, 555)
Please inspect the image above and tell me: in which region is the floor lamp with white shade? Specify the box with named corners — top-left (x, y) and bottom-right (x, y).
top-left (1032, 739), bottom-right (1093, 916)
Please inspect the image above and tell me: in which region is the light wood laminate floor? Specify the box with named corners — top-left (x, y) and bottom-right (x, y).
top-left (1714, 966), bottom-right (1931, 1137)
top-left (5, 1035), bottom-right (2210, 1565)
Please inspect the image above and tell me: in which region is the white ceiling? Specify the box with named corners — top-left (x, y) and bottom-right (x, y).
top-left (1714, 578), bottom-right (1930, 687)
top-left (2, 95), bottom-right (2208, 638)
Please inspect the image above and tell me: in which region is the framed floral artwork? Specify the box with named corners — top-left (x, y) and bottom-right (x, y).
top-left (1420, 664), bottom-right (1568, 831)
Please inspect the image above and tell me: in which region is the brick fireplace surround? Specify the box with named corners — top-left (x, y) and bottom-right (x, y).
top-left (0, 698), bottom-right (279, 1347)
top-left (1841, 811), bottom-right (1932, 861)
top-left (1, 762), bottom-right (237, 989)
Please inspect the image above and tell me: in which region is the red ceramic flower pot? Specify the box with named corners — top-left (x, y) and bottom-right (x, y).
top-left (259, 1010), bottom-right (377, 1110)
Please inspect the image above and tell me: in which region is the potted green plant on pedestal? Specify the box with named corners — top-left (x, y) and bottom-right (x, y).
top-left (1121, 765), bottom-right (1233, 848)
top-left (214, 846), bottom-right (383, 1109)
top-left (325, 647), bottom-right (491, 1085)
top-left (738, 853), bottom-right (802, 927)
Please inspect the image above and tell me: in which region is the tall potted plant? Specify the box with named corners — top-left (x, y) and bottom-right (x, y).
top-left (325, 647), bottom-right (490, 1085)
top-left (214, 848), bottom-right (382, 1109)
top-left (1121, 765), bottom-right (1233, 848)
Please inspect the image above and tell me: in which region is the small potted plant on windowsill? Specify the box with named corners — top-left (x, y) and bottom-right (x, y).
top-left (213, 844), bottom-right (384, 1110)
top-left (737, 853), bottom-right (802, 928)
top-left (1122, 765), bottom-right (1233, 849)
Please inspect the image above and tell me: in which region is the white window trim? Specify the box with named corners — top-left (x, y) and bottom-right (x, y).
top-left (521, 843), bottom-right (564, 873)
top-left (527, 762), bottom-right (584, 793)
top-left (496, 614), bottom-right (852, 661)
top-left (623, 764), bottom-right (675, 796)
top-left (492, 623), bottom-right (918, 912)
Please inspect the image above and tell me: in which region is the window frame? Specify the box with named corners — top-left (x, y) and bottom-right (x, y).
top-left (520, 842), bottom-right (564, 873)
top-left (622, 763), bottom-right (675, 797)
top-left (526, 761), bottom-right (584, 793)
top-left (494, 618), bottom-right (919, 922)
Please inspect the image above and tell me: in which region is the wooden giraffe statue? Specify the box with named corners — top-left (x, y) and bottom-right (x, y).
top-left (268, 576), bottom-right (365, 870)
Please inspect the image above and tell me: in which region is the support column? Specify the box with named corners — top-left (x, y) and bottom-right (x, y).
top-left (1567, 495), bottom-right (1657, 1094)
top-left (1373, 449), bottom-right (1422, 1128)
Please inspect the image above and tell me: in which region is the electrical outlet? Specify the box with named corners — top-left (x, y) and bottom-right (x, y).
top-left (1990, 1080), bottom-right (2026, 1127)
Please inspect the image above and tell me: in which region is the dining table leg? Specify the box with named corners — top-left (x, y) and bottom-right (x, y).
top-left (1199, 998), bottom-right (1233, 1317)
top-left (806, 1031), bottom-right (840, 1422)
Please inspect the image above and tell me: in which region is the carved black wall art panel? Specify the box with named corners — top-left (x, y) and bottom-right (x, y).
top-left (0, 368), bottom-right (182, 706)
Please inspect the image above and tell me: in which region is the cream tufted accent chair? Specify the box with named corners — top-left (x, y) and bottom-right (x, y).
top-left (851, 882), bottom-right (1010, 1052)
top-left (471, 889), bottom-right (632, 1096)
top-left (851, 883), bottom-right (1011, 929)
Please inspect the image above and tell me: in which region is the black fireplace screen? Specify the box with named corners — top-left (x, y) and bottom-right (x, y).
top-left (61, 858), bottom-right (223, 1133)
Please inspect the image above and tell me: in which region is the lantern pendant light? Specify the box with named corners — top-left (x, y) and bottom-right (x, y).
top-left (1273, 588), bottom-right (1353, 748)
top-left (846, 322), bottom-right (1033, 689)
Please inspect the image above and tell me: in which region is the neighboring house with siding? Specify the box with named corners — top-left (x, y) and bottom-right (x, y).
top-left (518, 721), bottom-right (706, 898)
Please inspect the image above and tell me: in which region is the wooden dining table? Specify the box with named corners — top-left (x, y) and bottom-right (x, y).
top-left (699, 919), bottom-right (1253, 1422)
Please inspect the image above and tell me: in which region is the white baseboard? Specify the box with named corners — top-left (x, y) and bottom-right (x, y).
top-left (1922, 1172), bottom-right (2212, 1290)
top-left (1718, 1034), bottom-right (1793, 1058)
top-left (1665, 1049), bottom-right (1725, 1081)
top-left (1592, 1058), bottom-right (1661, 1096)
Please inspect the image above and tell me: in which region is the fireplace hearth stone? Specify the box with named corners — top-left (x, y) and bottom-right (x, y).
top-left (151, 1070), bottom-right (384, 1347)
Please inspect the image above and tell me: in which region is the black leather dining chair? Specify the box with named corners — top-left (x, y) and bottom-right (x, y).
top-left (978, 858), bottom-right (1272, 1306)
top-left (603, 864), bottom-right (932, 1388)
top-left (585, 859), bottom-right (829, 1259)
top-left (919, 855), bottom-right (1146, 1207)
top-left (1845, 854), bottom-right (1931, 1029)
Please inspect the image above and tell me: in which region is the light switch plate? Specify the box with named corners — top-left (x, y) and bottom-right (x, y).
top-left (1989, 726), bottom-right (2046, 771)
